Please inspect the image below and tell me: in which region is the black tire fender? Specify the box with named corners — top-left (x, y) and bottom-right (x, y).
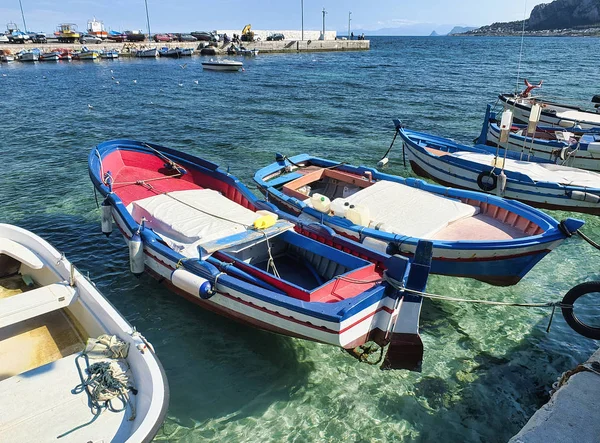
top-left (561, 281), bottom-right (600, 340)
top-left (477, 171), bottom-right (497, 192)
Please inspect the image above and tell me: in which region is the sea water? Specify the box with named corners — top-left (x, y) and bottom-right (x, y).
top-left (0, 36), bottom-right (598, 442)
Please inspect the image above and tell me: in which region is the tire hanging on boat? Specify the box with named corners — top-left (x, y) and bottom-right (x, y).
top-left (476, 171), bottom-right (497, 192)
top-left (561, 281), bottom-right (600, 340)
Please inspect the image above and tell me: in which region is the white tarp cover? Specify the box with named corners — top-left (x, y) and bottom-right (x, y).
top-left (128, 189), bottom-right (259, 257)
top-left (451, 152), bottom-right (600, 187)
top-left (336, 180), bottom-right (479, 239)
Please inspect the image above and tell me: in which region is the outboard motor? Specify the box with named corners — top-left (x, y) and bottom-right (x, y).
top-left (592, 95), bottom-right (600, 110)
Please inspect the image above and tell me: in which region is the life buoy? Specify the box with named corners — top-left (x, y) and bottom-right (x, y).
top-left (561, 281), bottom-right (600, 340)
top-left (476, 171), bottom-right (497, 192)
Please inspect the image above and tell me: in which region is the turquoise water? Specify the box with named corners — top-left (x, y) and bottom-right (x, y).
top-left (1, 36), bottom-right (599, 442)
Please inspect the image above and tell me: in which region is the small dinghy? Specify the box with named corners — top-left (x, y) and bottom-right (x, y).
top-left (0, 224), bottom-right (168, 442)
top-left (254, 153), bottom-right (584, 286)
top-left (89, 140), bottom-right (435, 371)
top-left (201, 59), bottom-right (243, 71)
top-left (398, 120), bottom-right (600, 215)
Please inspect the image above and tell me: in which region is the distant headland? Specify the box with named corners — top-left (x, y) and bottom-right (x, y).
top-left (458, 0), bottom-right (600, 37)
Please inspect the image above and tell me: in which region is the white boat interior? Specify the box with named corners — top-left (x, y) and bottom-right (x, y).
top-left (0, 225), bottom-right (167, 442)
top-left (283, 167), bottom-right (542, 241)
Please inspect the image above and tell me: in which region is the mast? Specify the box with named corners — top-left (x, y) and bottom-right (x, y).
top-left (144, 0), bottom-right (151, 40)
top-left (18, 0), bottom-right (28, 32)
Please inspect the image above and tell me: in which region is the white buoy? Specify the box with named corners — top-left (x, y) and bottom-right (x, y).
top-left (193, 80), bottom-right (199, 84)
top-left (377, 157), bottom-right (389, 168)
top-left (129, 233), bottom-right (145, 276)
top-left (101, 201), bottom-right (113, 236)
top-left (171, 268), bottom-right (213, 299)
top-left (496, 171), bottom-right (507, 196)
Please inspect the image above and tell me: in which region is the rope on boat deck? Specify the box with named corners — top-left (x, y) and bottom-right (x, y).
top-left (558, 221), bottom-right (600, 252)
top-left (57, 336), bottom-right (135, 439)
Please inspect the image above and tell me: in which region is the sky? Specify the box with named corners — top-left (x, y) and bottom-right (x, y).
top-left (1, 0), bottom-right (549, 36)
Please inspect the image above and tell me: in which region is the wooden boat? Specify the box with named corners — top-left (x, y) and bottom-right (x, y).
top-left (135, 47), bottom-right (158, 58)
top-left (87, 17), bottom-right (108, 39)
top-left (39, 51), bottom-right (61, 61)
top-left (478, 105), bottom-right (600, 172)
top-left (78, 48), bottom-right (100, 60)
top-left (398, 120), bottom-right (600, 215)
top-left (88, 139), bottom-right (435, 371)
top-left (159, 47), bottom-right (194, 58)
top-left (100, 49), bottom-right (119, 59)
top-left (58, 49), bottom-right (73, 61)
top-left (499, 79), bottom-right (600, 130)
top-left (0, 49), bottom-right (14, 62)
top-left (201, 59), bottom-right (243, 71)
top-left (17, 50), bottom-right (39, 62)
top-left (0, 224), bottom-right (169, 442)
top-left (254, 153), bottom-right (584, 286)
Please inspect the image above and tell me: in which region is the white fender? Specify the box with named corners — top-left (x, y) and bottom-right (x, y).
top-left (496, 171), bottom-right (507, 197)
top-left (101, 201), bottom-right (113, 236)
top-left (569, 191), bottom-right (600, 204)
top-left (171, 268), bottom-right (213, 299)
top-left (377, 157), bottom-right (389, 168)
top-left (129, 234), bottom-right (145, 275)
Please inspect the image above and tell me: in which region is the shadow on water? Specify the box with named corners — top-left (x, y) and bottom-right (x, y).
top-left (375, 295), bottom-right (599, 443)
top-left (8, 214), bottom-right (314, 436)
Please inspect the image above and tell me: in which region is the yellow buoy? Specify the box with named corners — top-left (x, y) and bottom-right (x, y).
top-left (253, 215), bottom-right (277, 230)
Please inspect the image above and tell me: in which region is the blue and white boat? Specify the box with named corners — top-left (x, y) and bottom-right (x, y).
top-left (100, 49), bottom-right (119, 59)
top-left (89, 140), bottom-right (434, 371)
top-left (398, 120), bottom-right (600, 215)
top-left (478, 104), bottom-right (600, 172)
top-left (253, 153), bottom-right (584, 286)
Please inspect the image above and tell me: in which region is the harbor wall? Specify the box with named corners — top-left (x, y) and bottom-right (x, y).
top-left (0, 38), bottom-right (369, 56)
top-left (217, 30), bottom-right (338, 41)
top-left (509, 347), bottom-right (600, 443)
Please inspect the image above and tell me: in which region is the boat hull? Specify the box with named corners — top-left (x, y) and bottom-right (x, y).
top-left (254, 154), bottom-right (583, 286)
top-left (201, 61), bottom-right (242, 71)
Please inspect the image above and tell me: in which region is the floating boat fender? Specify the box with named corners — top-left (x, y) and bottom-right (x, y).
top-left (171, 268), bottom-right (213, 299)
top-left (496, 171), bottom-right (507, 196)
top-left (129, 233), bottom-right (145, 276)
top-left (101, 200), bottom-right (113, 236)
top-left (477, 171), bottom-right (497, 192)
top-left (568, 191), bottom-right (600, 204)
top-left (377, 157), bottom-right (389, 168)
top-left (561, 281), bottom-right (600, 340)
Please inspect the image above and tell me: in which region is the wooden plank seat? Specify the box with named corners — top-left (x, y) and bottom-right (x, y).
top-left (0, 238), bottom-right (43, 270)
top-left (0, 282), bottom-right (78, 329)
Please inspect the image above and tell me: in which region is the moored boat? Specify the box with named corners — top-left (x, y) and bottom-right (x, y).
top-left (478, 104), bottom-right (600, 172)
top-left (0, 49), bottom-right (14, 62)
top-left (39, 51), bottom-right (61, 61)
top-left (397, 119), bottom-right (600, 215)
top-left (254, 153), bottom-right (584, 286)
top-left (88, 139), bottom-right (435, 371)
top-left (201, 59), bottom-right (243, 71)
top-left (100, 49), bottom-right (119, 59)
top-left (500, 79), bottom-right (600, 130)
top-left (135, 47), bottom-right (158, 58)
top-left (17, 49), bottom-right (39, 62)
top-left (0, 223), bottom-right (169, 442)
top-left (78, 47), bottom-right (100, 60)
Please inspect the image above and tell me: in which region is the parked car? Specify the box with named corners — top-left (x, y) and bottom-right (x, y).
top-left (80, 34), bottom-right (103, 44)
top-left (178, 33), bottom-right (197, 42)
top-left (266, 33), bottom-right (285, 41)
top-left (28, 32), bottom-right (47, 43)
top-left (154, 33), bottom-right (172, 42)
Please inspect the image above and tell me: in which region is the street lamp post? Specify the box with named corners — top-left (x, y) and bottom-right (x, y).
top-left (348, 11), bottom-right (352, 39)
top-left (321, 7), bottom-right (327, 40)
top-left (301, 0), bottom-right (304, 41)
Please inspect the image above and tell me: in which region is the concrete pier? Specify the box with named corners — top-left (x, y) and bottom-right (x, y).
top-left (509, 348), bottom-right (600, 443)
top-left (0, 37), bottom-right (369, 56)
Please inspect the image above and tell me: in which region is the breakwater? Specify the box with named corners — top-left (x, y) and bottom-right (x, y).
top-left (0, 39), bottom-right (369, 56)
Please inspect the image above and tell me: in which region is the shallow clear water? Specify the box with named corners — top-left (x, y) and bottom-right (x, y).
top-left (1, 36), bottom-right (599, 442)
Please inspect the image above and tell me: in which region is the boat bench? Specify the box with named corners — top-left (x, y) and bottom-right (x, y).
top-left (0, 282), bottom-right (78, 329)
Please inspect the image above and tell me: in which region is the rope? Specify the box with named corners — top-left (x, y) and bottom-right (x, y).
top-left (111, 173), bottom-right (183, 187)
top-left (57, 339), bottom-right (135, 439)
top-left (262, 231), bottom-right (280, 278)
top-left (577, 229), bottom-right (600, 251)
top-left (378, 127), bottom-right (399, 164)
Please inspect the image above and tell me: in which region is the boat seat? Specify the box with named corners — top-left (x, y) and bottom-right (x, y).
top-left (0, 282), bottom-right (78, 329)
top-left (0, 239), bottom-right (43, 270)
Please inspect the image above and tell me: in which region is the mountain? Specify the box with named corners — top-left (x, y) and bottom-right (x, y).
top-left (447, 26), bottom-right (477, 35)
top-left (529, 0), bottom-right (600, 30)
top-left (430, 30), bottom-right (441, 36)
top-left (462, 0), bottom-right (600, 35)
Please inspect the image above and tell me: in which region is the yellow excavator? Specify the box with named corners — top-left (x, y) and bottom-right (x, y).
top-left (241, 24), bottom-right (254, 42)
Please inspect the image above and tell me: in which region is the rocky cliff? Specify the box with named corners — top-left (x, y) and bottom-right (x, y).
top-left (528, 0), bottom-right (600, 30)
